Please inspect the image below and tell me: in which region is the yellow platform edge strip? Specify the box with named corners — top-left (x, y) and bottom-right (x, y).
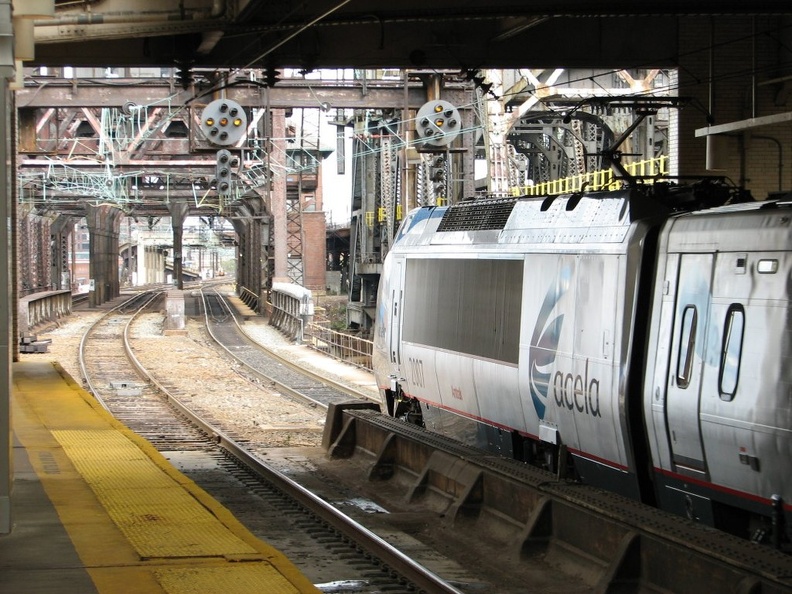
top-left (12, 360), bottom-right (319, 594)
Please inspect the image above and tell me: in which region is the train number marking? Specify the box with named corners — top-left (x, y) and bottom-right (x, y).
top-left (408, 357), bottom-right (426, 388)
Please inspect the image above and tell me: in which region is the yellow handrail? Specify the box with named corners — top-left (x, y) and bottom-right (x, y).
top-left (514, 156), bottom-right (668, 196)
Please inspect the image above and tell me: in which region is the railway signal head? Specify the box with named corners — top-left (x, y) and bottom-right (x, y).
top-left (215, 149), bottom-right (234, 196)
top-left (264, 67), bottom-right (281, 87)
top-left (429, 155), bottom-right (447, 198)
top-left (201, 99), bottom-right (247, 146)
top-left (415, 100), bottom-right (461, 148)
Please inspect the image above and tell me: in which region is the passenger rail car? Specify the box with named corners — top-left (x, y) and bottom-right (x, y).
top-left (372, 186), bottom-right (791, 545)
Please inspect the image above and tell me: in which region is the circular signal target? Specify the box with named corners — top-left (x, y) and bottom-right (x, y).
top-left (415, 100), bottom-right (461, 147)
top-left (200, 99), bottom-right (247, 146)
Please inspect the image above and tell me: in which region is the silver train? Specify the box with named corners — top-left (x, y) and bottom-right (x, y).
top-left (372, 183), bottom-right (791, 545)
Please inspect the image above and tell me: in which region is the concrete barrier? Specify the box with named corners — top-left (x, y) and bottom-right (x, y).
top-left (18, 290), bottom-right (72, 335)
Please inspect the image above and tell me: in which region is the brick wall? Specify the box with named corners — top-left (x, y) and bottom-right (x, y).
top-left (302, 211), bottom-right (327, 291)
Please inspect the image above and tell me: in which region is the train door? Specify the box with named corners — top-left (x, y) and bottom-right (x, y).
top-left (665, 253), bottom-right (713, 474)
top-left (388, 259), bottom-right (404, 374)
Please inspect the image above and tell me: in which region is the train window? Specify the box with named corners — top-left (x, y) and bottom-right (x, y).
top-left (757, 259), bottom-right (778, 274)
top-left (719, 305), bottom-right (745, 401)
top-left (403, 258), bottom-right (522, 364)
top-left (676, 306), bottom-right (697, 389)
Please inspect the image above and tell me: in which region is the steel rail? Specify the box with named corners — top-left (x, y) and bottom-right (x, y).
top-left (78, 290), bottom-right (462, 593)
top-left (78, 289), bottom-right (164, 410)
top-left (200, 287), bottom-right (378, 406)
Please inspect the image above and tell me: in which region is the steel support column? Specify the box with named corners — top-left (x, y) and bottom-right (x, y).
top-left (50, 214), bottom-right (73, 291)
top-left (85, 204), bottom-right (122, 306)
top-left (231, 216), bottom-right (250, 298)
top-left (167, 200), bottom-right (189, 290)
top-left (230, 196), bottom-right (270, 312)
top-left (271, 108), bottom-right (288, 282)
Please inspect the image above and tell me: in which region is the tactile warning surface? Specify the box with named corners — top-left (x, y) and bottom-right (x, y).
top-left (154, 566), bottom-right (301, 594)
top-left (53, 429), bottom-right (258, 559)
top-left (12, 361), bottom-right (318, 594)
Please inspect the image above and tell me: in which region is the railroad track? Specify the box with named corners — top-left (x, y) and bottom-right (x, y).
top-left (72, 288), bottom-right (792, 593)
top-left (76, 290), bottom-right (466, 594)
top-left (200, 288), bottom-right (376, 408)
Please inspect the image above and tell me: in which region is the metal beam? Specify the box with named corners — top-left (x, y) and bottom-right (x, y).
top-left (15, 79), bottom-right (464, 109)
top-left (694, 111), bottom-right (792, 136)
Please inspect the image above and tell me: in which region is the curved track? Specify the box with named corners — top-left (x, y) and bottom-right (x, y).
top-left (70, 288), bottom-right (792, 593)
top-left (77, 290), bottom-right (464, 594)
top-left (201, 288), bottom-right (375, 408)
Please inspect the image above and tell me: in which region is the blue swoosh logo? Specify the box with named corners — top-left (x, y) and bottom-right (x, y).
top-left (529, 264), bottom-right (571, 419)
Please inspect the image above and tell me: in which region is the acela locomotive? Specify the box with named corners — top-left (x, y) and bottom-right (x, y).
top-left (372, 182), bottom-right (791, 545)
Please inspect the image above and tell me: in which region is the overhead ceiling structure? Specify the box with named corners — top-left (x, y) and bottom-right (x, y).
top-left (31, 0), bottom-right (792, 72)
top-left (19, 0), bottom-right (792, 220)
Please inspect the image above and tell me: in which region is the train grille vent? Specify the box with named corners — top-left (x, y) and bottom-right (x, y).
top-left (437, 199), bottom-right (516, 232)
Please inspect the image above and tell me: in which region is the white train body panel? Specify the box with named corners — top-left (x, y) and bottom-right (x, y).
top-left (643, 203), bottom-right (792, 522)
top-left (374, 190), bottom-right (792, 534)
top-left (373, 191), bottom-right (654, 498)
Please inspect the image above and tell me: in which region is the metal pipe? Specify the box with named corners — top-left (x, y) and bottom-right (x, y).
top-left (33, 0), bottom-right (228, 45)
top-left (34, 0), bottom-right (226, 26)
top-left (750, 134), bottom-right (783, 191)
top-left (752, 17), bottom-right (757, 119)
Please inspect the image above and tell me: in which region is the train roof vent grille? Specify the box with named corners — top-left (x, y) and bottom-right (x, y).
top-left (437, 199), bottom-right (517, 232)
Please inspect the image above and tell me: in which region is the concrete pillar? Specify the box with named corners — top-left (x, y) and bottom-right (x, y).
top-left (163, 290), bottom-right (185, 334)
top-left (141, 244), bottom-right (160, 286)
top-left (1, 0), bottom-right (15, 535)
top-left (147, 247), bottom-right (164, 285)
top-left (167, 200), bottom-right (189, 290)
top-left (149, 247), bottom-right (157, 284)
top-left (141, 246), bottom-right (162, 285)
top-left (136, 239), bottom-right (147, 286)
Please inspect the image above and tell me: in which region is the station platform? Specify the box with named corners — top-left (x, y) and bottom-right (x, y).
top-left (1, 360), bottom-right (319, 594)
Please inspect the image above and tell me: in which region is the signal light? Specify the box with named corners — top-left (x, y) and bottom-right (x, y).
top-left (200, 99), bottom-right (247, 146)
top-left (415, 100), bottom-right (462, 147)
top-left (429, 155), bottom-right (447, 198)
top-left (264, 67), bottom-right (281, 87)
top-left (216, 149), bottom-right (234, 196)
